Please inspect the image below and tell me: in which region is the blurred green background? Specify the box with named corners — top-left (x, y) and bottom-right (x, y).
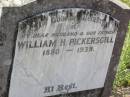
top-left (121, 0), bottom-right (130, 6)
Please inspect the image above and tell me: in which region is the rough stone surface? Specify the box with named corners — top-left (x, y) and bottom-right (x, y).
top-left (0, 0), bottom-right (129, 97)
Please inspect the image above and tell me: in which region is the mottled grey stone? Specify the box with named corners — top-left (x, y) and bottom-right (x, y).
top-left (0, 0), bottom-right (129, 97)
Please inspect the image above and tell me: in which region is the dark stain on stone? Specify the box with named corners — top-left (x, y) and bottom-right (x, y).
top-left (49, 11), bottom-right (55, 17)
top-left (0, 31), bottom-right (6, 46)
top-left (66, 10), bottom-right (73, 18)
top-left (77, 10), bottom-right (86, 20)
top-left (36, 15), bottom-right (42, 29)
top-left (103, 22), bottom-right (109, 29)
top-left (109, 16), bottom-right (114, 22)
top-left (102, 15), bottom-right (119, 31)
top-left (77, 10), bottom-right (83, 21)
top-left (103, 15), bottom-right (107, 22)
top-left (114, 21), bottom-right (119, 31)
top-left (21, 22), bottom-right (27, 33)
top-left (31, 16), bottom-right (41, 31)
top-left (113, 21), bottom-right (119, 32)
top-left (49, 10), bottom-right (58, 17)
top-left (26, 18), bottom-right (34, 28)
top-left (41, 15), bottom-right (47, 21)
top-left (102, 15), bottom-right (109, 29)
top-left (89, 10), bottom-right (99, 17)
top-left (109, 16), bottom-right (119, 31)
top-left (115, 21), bottom-right (119, 28)
top-left (19, 13), bottom-right (49, 39)
top-left (55, 10), bottom-right (58, 17)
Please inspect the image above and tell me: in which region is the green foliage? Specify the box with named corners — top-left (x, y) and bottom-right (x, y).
top-left (121, 0), bottom-right (130, 6)
top-left (114, 23), bottom-right (130, 88)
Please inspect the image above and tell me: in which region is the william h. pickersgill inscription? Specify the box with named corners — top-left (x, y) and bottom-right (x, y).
top-left (9, 8), bottom-right (119, 97)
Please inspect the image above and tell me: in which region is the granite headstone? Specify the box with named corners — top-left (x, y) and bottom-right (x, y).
top-left (0, 0), bottom-right (130, 97)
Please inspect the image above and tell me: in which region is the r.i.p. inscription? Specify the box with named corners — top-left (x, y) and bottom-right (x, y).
top-left (9, 8), bottom-right (119, 97)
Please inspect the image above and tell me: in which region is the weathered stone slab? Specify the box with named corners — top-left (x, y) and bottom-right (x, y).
top-left (9, 8), bottom-right (119, 97)
top-left (0, 0), bottom-right (129, 97)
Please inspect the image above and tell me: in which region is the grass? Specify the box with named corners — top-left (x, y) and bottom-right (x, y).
top-left (114, 0), bottom-right (130, 88)
top-left (113, 0), bottom-right (130, 92)
top-left (114, 23), bottom-right (130, 88)
top-left (113, 0), bottom-right (130, 88)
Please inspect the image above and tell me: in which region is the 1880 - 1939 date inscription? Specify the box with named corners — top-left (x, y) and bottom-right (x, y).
top-left (9, 8), bottom-right (119, 97)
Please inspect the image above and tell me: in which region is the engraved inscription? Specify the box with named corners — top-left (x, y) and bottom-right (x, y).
top-left (9, 8), bottom-right (119, 97)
